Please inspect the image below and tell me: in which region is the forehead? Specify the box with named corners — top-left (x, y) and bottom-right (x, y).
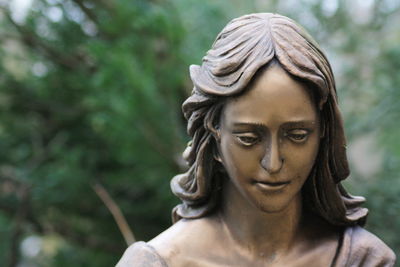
top-left (222, 66), bottom-right (317, 125)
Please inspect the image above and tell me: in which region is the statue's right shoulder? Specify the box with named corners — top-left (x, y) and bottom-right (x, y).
top-left (116, 241), bottom-right (169, 267)
top-left (333, 226), bottom-right (396, 267)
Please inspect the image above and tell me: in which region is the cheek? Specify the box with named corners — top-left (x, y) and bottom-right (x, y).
top-left (220, 138), bottom-right (241, 172)
top-left (220, 137), bottom-right (261, 176)
top-left (284, 138), bottom-right (320, 175)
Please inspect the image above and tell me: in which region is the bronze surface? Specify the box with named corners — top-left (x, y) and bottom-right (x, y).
top-left (117, 13), bottom-right (396, 267)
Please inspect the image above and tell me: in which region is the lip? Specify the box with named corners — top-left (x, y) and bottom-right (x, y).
top-left (254, 180), bottom-right (290, 191)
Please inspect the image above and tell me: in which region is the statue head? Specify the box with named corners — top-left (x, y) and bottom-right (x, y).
top-left (171, 13), bottom-right (368, 225)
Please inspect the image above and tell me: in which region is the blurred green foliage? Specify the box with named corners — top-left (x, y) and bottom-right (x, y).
top-left (0, 0), bottom-right (398, 265)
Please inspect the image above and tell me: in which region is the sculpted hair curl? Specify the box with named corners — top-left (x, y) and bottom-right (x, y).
top-left (171, 13), bottom-right (368, 225)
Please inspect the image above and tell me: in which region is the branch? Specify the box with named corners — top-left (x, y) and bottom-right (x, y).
top-left (71, 0), bottom-right (98, 24)
top-left (95, 0), bottom-right (116, 13)
top-left (49, 219), bottom-right (123, 253)
top-left (92, 182), bottom-right (135, 245)
top-left (0, 33), bottom-right (21, 42)
top-left (7, 185), bottom-right (30, 267)
top-left (0, 201), bottom-right (44, 234)
top-left (1, 7), bottom-right (90, 70)
top-left (137, 121), bottom-right (179, 169)
top-left (0, 165), bottom-right (44, 233)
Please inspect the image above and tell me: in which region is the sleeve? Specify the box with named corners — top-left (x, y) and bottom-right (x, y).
top-left (116, 241), bottom-right (169, 267)
top-left (334, 226), bottom-right (396, 267)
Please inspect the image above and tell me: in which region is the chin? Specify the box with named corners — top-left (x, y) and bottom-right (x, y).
top-left (256, 203), bottom-right (290, 213)
top-left (251, 194), bottom-right (300, 214)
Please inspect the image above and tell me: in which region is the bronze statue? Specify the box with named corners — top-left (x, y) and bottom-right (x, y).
top-left (117, 13), bottom-right (396, 266)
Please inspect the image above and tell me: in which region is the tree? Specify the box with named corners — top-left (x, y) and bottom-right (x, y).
top-left (0, 0), bottom-right (190, 265)
top-left (1, 0), bottom-right (399, 265)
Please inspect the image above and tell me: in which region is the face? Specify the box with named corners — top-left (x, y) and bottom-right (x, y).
top-left (217, 65), bottom-right (320, 213)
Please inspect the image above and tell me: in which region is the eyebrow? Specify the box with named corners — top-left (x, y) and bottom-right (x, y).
top-left (232, 122), bottom-right (266, 128)
top-left (232, 120), bottom-right (317, 128)
top-left (282, 120), bottom-right (318, 128)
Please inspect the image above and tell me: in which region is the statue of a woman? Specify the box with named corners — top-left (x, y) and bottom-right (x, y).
top-left (117, 13), bottom-right (396, 266)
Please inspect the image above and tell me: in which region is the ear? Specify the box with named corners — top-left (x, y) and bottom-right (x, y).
top-left (209, 122), bottom-right (221, 142)
top-left (214, 129), bottom-right (221, 143)
top-left (211, 129), bottom-right (223, 163)
top-left (213, 149), bottom-right (222, 163)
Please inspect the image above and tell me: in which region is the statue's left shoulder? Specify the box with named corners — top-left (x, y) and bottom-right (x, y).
top-left (334, 226), bottom-right (396, 267)
top-left (116, 241), bottom-right (168, 267)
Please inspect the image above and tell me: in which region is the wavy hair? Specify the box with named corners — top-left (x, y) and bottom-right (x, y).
top-left (171, 13), bottom-right (368, 226)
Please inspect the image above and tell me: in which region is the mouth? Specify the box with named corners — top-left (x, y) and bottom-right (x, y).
top-left (254, 180), bottom-right (291, 191)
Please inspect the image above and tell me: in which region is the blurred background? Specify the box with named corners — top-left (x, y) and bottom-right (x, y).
top-left (0, 0), bottom-right (399, 266)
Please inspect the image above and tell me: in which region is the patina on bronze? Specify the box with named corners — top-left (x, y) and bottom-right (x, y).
top-left (117, 13), bottom-right (396, 266)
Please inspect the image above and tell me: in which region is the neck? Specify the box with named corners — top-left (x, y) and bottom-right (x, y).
top-left (219, 178), bottom-right (304, 259)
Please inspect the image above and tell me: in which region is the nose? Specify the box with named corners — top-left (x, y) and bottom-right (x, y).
top-left (260, 136), bottom-right (283, 174)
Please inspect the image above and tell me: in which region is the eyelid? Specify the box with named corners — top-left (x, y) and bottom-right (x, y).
top-left (234, 132), bottom-right (260, 146)
top-left (288, 128), bottom-right (310, 134)
top-left (233, 131), bottom-right (258, 136)
top-left (284, 128), bottom-right (312, 142)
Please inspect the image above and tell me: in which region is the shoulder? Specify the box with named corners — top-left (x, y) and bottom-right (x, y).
top-left (334, 226), bottom-right (396, 267)
top-left (348, 226), bottom-right (396, 261)
top-left (148, 216), bottom-right (222, 266)
top-left (116, 241), bottom-right (168, 267)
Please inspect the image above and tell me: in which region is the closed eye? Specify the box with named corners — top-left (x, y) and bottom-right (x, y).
top-left (285, 129), bottom-right (311, 143)
top-left (235, 133), bottom-right (260, 146)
